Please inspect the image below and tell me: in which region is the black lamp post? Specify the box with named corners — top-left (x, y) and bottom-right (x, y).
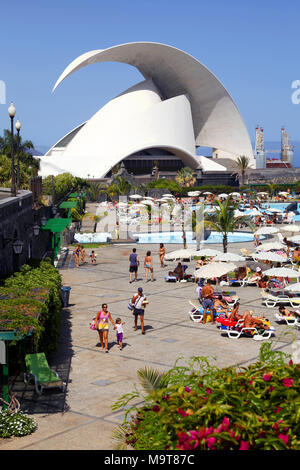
top-left (8, 102), bottom-right (16, 197)
top-left (15, 119), bottom-right (21, 191)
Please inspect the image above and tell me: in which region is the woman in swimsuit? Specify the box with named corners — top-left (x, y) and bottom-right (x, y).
top-left (144, 251), bottom-right (154, 282)
top-left (95, 303), bottom-right (115, 353)
top-left (159, 243), bottom-right (166, 268)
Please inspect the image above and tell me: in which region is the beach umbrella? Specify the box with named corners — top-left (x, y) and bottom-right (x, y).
top-left (254, 226), bottom-right (279, 235)
top-left (256, 241), bottom-right (285, 251)
top-left (233, 209), bottom-right (246, 218)
top-left (229, 192), bottom-right (241, 197)
top-left (247, 208), bottom-right (263, 216)
top-left (214, 252), bottom-right (245, 262)
top-left (278, 191), bottom-right (289, 196)
top-left (284, 282), bottom-right (300, 292)
top-left (281, 225), bottom-right (300, 233)
top-left (129, 194), bottom-right (143, 199)
top-left (262, 267), bottom-right (300, 278)
top-left (218, 193), bottom-right (228, 198)
top-left (144, 196), bottom-right (154, 200)
top-left (165, 249), bottom-right (195, 261)
top-left (252, 252), bottom-right (287, 263)
top-left (162, 194), bottom-right (174, 198)
top-left (257, 192), bottom-right (268, 195)
top-left (202, 191), bottom-right (213, 195)
top-left (289, 235), bottom-right (300, 244)
top-left (194, 262), bottom-right (237, 279)
top-left (187, 191), bottom-right (200, 196)
top-left (266, 207), bottom-right (283, 213)
top-left (192, 248), bottom-right (223, 257)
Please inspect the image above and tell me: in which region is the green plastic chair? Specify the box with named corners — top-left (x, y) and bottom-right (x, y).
top-left (24, 353), bottom-right (65, 395)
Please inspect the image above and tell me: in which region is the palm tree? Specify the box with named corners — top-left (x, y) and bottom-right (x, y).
top-left (175, 166), bottom-right (196, 187)
top-left (204, 197), bottom-right (254, 253)
top-left (0, 129), bottom-right (39, 171)
top-left (235, 155), bottom-right (251, 185)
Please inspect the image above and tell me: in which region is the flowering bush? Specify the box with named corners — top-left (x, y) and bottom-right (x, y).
top-left (112, 343), bottom-right (300, 450)
top-left (0, 410), bottom-right (37, 438)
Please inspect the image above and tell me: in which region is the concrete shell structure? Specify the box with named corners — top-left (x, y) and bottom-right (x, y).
top-left (40, 42), bottom-right (254, 178)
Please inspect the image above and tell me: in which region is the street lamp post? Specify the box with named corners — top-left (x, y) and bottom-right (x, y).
top-left (15, 119), bottom-right (21, 191)
top-left (8, 102), bottom-right (16, 197)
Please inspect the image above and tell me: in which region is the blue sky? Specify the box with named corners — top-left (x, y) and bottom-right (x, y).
top-left (0, 0), bottom-right (300, 162)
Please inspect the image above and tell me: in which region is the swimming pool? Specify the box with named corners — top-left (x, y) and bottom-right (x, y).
top-left (133, 231), bottom-right (259, 244)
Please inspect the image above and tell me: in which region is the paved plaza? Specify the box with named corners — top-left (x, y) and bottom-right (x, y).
top-left (0, 236), bottom-right (299, 450)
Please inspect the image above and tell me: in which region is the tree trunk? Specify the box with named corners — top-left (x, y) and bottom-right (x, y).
top-left (223, 234), bottom-right (228, 253)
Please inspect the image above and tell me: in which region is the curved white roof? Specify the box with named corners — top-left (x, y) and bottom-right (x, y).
top-left (53, 42), bottom-right (254, 162)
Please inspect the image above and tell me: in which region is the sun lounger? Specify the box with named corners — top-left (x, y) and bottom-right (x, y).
top-left (261, 289), bottom-right (300, 308)
top-left (24, 353), bottom-right (65, 395)
top-left (188, 301), bottom-right (203, 322)
top-left (274, 313), bottom-right (297, 325)
top-left (220, 319), bottom-right (275, 340)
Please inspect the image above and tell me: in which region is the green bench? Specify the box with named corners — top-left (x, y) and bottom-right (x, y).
top-left (24, 353), bottom-right (65, 395)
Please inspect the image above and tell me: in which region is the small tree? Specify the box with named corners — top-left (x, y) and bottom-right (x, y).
top-left (235, 155), bottom-right (251, 185)
top-left (204, 197), bottom-right (254, 253)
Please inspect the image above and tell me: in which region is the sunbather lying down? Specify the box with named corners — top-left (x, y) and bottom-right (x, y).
top-left (226, 306), bottom-right (270, 329)
top-left (278, 306), bottom-right (300, 317)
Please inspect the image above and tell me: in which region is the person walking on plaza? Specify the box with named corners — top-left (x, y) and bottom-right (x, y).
top-left (200, 279), bottom-right (216, 324)
top-left (159, 243), bottom-right (166, 268)
top-left (129, 248), bottom-right (139, 283)
top-left (74, 243), bottom-right (81, 268)
top-left (114, 317), bottom-right (125, 350)
top-left (144, 250), bottom-right (154, 282)
top-left (80, 245), bottom-right (86, 264)
top-left (95, 303), bottom-right (115, 353)
top-left (131, 287), bottom-right (148, 334)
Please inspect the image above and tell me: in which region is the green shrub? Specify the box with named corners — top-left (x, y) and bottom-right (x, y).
top-left (1, 260), bottom-right (62, 354)
top-left (0, 410), bottom-right (37, 438)
top-left (112, 343), bottom-right (300, 450)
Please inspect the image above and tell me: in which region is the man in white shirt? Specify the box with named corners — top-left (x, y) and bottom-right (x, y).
top-left (131, 287), bottom-right (147, 335)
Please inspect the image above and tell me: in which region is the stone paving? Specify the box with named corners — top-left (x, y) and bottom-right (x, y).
top-left (1, 236), bottom-right (299, 450)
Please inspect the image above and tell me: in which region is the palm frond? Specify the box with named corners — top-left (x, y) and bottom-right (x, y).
top-left (137, 367), bottom-right (169, 394)
top-left (111, 424), bottom-right (129, 450)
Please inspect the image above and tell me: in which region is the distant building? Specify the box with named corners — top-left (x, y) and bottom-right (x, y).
top-left (38, 42), bottom-right (254, 179)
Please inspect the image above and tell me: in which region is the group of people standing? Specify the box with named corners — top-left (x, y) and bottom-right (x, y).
top-left (129, 244), bottom-right (166, 283)
top-left (74, 243), bottom-right (97, 267)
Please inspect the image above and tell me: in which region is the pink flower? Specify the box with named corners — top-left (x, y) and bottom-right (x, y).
top-left (278, 434), bottom-right (289, 445)
top-left (269, 386), bottom-right (275, 392)
top-left (239, 441), bottom-right (250, 450)
top-left (185, 386), bottom-right (191, 392)
top-left (206, 437), bottom-right (216, 449)
top-left (263, 373), bottom-right (272, 382)
top-left (177, 408), bottom-right (188, 417)
top-left (282, 378), bottom-right (294, 387)
top-left (206, 387), bottom-right (212, 394)
top-left (288, 359), bottom-right (293, 366)
top-left (152, 405), bottom-right (160, 413)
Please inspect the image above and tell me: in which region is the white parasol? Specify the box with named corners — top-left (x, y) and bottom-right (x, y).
top-left (214, 252), bottom-right (245, 262)
top-left (281, 225), bottom-right (300, 233)
top-left (202, 191), bottom-right (213, 195)
top-left (194, 262), bottom-right (237, 279)
top-left (218, 193), bottom-right (228, 198)
top-left (284, 282), bottom-right (300, 292)
top-left (254, 226), bottom-right (279, 235)
top-left (262, 267), bottom-right (300, 278)
top-left (256, 242), bottom-right (285, 251)
top-left (165, 249), bottom-right (196, 261)
top-left (129, 194), bottom-right (143, 199)
top-left (247, 208), bottom-right (263, 216)
top-left (289, 235), bottom-right (300, 244)
top-left (229, 192), bottom-right (241, 197)
top-left (252, 252), bottom-right (287, 263)
top-left (192, 248), bottom-right (223, 257)
top-left (266, 207), bottom-right (283, 213)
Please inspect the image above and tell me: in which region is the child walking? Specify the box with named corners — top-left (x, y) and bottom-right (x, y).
top-left (90, 250), bottom-right (97, 264)
top-left (114, 317), bottom-right (125, 350)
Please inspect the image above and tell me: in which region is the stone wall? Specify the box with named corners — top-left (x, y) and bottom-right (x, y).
top-left (0, 189), bottom-right (52, 277)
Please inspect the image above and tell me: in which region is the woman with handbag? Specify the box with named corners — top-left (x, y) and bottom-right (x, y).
top-left (95, 303), bottom-right (115, 353)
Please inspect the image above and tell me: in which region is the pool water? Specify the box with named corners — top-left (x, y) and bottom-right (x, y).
top-left (134, 231), bottom-right (258, 244)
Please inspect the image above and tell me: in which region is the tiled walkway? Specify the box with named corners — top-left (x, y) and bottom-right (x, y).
top-left (1, 240), bottom-right (299, 450)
